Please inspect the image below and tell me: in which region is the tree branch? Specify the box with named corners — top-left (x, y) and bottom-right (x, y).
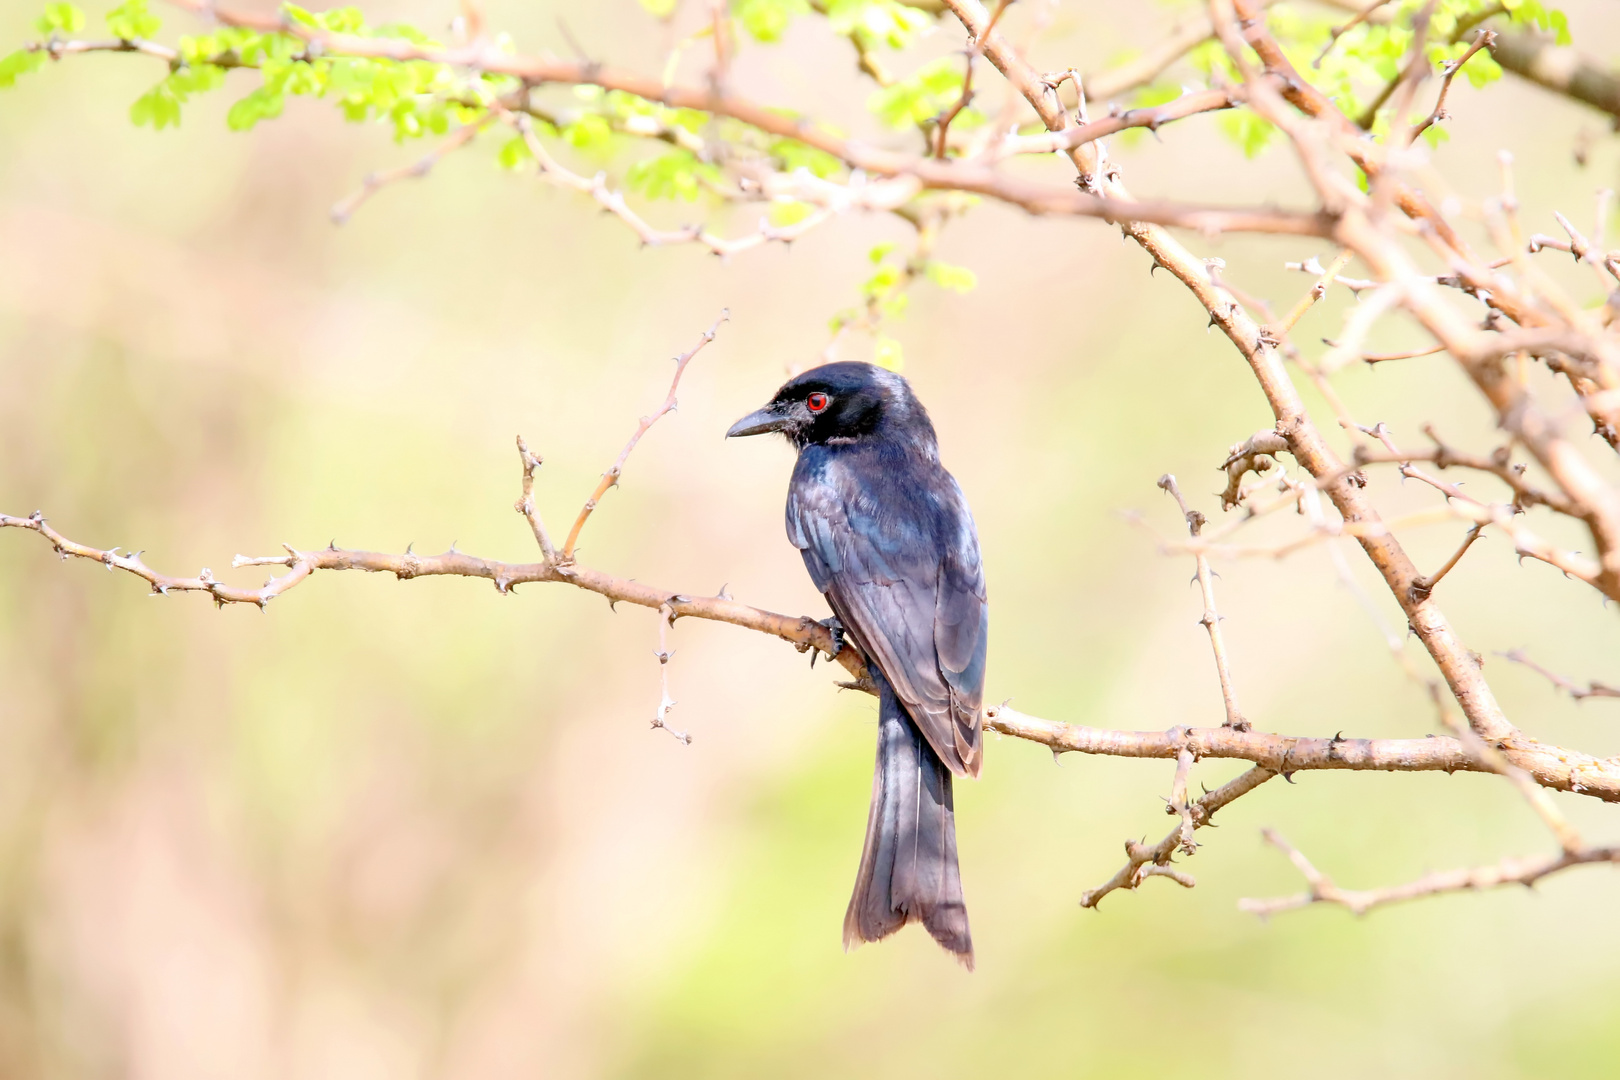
top-left (984, 707), bottom-right (1620, 803)
top-left (560, 310), bottom-right (727, 560)
top-left (1079, 766), bottom-right (1276, 909)
top-left (1489, 29), bottom-right (1620, 123)
top-left (1239, 829), bottom-right (1620, 918)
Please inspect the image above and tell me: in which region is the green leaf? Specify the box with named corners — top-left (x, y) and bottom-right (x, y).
top-left (281, 4), bottom-right (319, 29)
top-left (1420, 123), bottom-right (1450, 149)
top-left (106, 0), bottom-right (160, 40)
top-left (925, 261), bottom-right (977, 293)
top-left (316, 6), bottom-right (366, 33)
top-left (130, 80), bottom-right (181, 129)
top-left (638, 0), bottom-right (679, 15)
top-left (36, 3), bottom-right (86, 34)
top-left (768, 199), bottom-right (814, 226)
top-left (0, 49), bottom-right (46, 89)
top-left (226, 86), bottom-right (285, 130)
top-left (562, 113), bottom-right (613, 153)
top-left (873, 336), bottom-right (903, 371)
top-left (734, 0), bottom-right (809, 43)
top-left (498, 135), bottom-right (533, 169)
top-left (861, 264), bottom-right (902, 296)
top-left (373, 23), bottom-right (435, 44)
top-left (868, 241), bottom-right (896, 264)
top-left (1217, 109), bottom-right (1274, 158)
top-left (770, 137), bottom-right (843, 179)
top-left (868, 56), bottom-right (968, 129)
top-left (825, 0), bottom-right (931, 50)
top-left (627, 150), bottom-right (720, 201)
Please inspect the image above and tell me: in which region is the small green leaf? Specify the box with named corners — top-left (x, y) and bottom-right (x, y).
top-left (770, 137), bottom-right (843, 179)
top-left (281, 4), bottom-right (319, 28)
top-left (0, 49), bottom-right (47, 89)
top-left (868, 241), bottom-right (896, 264)
top-left (826, 0), bottom-right (931, 50)
top-left (868, 56), bottom-right (969, 129)
top-left (925, 261), bottom-right (977, 293)
top-left (873, 336), bottom-right (903, 371)
top-left (861, 264), bottom-right (902, 296)
top-left (768, 200), bottom-right (814, 226)
top-left (734, 0), bottom-right (809, 43)
top-left (130, 80), bottom-right (181, 129)
top-left (627, 150), bottom-right (720, 201)
top-left (36, 3), bottom-right (86, 34)
top-left (638, 0), bottom-right (679, 15)
top-left (226, 86), bottom-right (284, 130)
top-left (1420, 123), bottom-right (1450, 149)
top-left (498, 135), bottom-right (533, 169)
top-left (562, 113), bottom-right (612, 153)
top-left (317, 6), bottom-right (365, 33)
top-left (106, 0), bottom-right (160, 40)
top-left (1217, 109), bottom-right (1274, 158)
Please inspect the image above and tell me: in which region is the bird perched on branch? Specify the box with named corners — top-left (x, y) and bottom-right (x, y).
top-left (727, 361), bottom-right (987, 968)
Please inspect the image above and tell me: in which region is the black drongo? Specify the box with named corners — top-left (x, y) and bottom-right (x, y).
top-left (727, 361), bottom-right (987, 968)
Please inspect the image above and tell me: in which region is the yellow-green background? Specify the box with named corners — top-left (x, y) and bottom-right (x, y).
top-left (2, 2), bottom-right (1620, 1076)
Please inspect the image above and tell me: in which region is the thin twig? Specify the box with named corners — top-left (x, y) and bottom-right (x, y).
top-left (652, 602), bottom-right (692, 743)
top-left (1314, 0), bottom-right (1396, 69)
top-left (1240, 829), bottom-right (1620, 918)
top-left (1362, 344), bottom-right (1445, 364)
top-left (331, 113), bottom-right (497, 225)
top-left (1079, 765), bottom-right (1275, 909)
top-left (1160, 475), bottom-right (1249, 730)
top-left (1410, 28), bottom-right (1497, 142)
top-left (1407, 523), bottom-right (1483, 602)
top-left (1500, 649), bottom-right (1620, 702)
top-left (514, 435), bottom-right (559, 563)
top-left (935, 0), bottom-right (1011, 158)
top-left (560, 310), bottom-right (728, 560)
top-left (1168, 745), bottom-right (1199, 854)
top-left (1267, 249), bottom-right (1352, 341)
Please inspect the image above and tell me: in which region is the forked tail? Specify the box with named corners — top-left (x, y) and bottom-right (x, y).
top-left (842, 670), bottom-right (973, 968)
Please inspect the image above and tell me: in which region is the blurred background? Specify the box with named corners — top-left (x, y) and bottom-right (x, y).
top-left (2, 1), bottom-right (1620, 1076)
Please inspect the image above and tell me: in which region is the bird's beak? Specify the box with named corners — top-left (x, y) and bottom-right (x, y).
top-left (726, 404), bottom-right (789, 438)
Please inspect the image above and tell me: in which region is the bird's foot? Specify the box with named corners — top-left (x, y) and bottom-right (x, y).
top-left (810, 615), bottom-right (846, 668)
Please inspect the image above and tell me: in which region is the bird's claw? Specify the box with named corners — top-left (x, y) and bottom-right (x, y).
top-left (810, 615), bottom-right (846, 668)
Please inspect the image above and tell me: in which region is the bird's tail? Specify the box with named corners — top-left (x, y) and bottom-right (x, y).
top-left (842, 671), bottom-right (973, 968)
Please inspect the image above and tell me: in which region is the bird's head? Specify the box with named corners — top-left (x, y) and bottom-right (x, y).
top-left (725, 361), bottom-right (935, 451)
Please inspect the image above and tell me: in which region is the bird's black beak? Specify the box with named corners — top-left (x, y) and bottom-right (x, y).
top-left (726, 404), bottom-right (789, 438)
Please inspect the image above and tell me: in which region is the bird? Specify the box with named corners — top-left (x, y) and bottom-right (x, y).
top-left (727, 361), bottom-right (987, 968)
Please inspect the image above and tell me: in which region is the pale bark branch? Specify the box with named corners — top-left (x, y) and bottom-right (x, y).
top-left (1239, 829), bottom-right (1620, 918)
top-left (561, 310), bottom-right (727, 560)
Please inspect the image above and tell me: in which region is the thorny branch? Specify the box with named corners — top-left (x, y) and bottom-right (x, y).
top-left (1500, 649), bottom-right (1620, 703)
top-left (561, 310), bottom-right (728, 560)
top-left (1158, 475), bottom-right (1248, 731)
top-left (10, 0), bottom-right (1620, 925)
top-left (1239, 829), bottom-right (1620, 918)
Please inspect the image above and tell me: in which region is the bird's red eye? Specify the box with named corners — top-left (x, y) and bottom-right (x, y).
top-left (807, 392), bottom-right (829, 413)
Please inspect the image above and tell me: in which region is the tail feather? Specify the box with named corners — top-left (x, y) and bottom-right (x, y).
top-left (843, 672), bottom-right (973, 968)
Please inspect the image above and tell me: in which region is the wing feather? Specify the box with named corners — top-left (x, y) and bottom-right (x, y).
top-left (787, 450), bottom-right (987, 776)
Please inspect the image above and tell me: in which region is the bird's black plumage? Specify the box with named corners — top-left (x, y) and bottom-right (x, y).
top-left (728, 361), bottom-right (987, 967)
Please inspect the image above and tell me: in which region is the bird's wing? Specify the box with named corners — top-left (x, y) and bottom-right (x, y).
top-left (788, 460), bottom-right (987, 776)
top-left (933, 475), bottom-right (988, 719)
